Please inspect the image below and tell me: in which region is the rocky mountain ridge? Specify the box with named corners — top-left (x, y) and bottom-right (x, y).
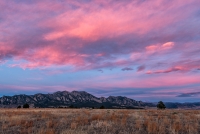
top-left (0, 91), bottom-right (155, 108)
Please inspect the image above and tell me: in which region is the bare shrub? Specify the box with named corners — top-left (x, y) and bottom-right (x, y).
top-left (71, 122), bottom-right (78, 129)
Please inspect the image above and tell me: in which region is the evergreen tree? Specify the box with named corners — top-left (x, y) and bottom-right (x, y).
top-left (23, 103), bottom-right (29, 108)
top-left (100, 105), bottom-right (105, 109)
top-left (69, 105), bottom-right (74, 108)
top-left (17, 105), bottom-right (21, 109)
top-left (157, 101), bottom-right (166, 109)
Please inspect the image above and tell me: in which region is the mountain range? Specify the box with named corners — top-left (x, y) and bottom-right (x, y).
top-left (0, 91), bottom-right (154, 108)
top-left (0, 91), bottom-right (200, 109)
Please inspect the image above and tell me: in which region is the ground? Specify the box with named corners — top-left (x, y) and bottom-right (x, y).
top-left (0, 108), bottom-right (199, 134)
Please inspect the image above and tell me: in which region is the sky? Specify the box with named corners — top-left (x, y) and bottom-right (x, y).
top-left (0, 0), bottom-right (200, 102)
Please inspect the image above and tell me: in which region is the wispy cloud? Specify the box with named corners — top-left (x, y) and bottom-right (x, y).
top-left (98, 69), bottom-right (103, 73)
top-left (137, 65), bottom-right (145, 72)
top-left (122, 67), bottom-right (133, 71)
top-left (176, 92), bottom-right (200, 97)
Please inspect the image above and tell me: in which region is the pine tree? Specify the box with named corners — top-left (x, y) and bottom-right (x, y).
top-left (17, 105), bottom-right (21, 109)
top-left (100, 105), bottom-right (105, 109)
top-left (157, 101), bottom-right (166, 109)
top-left (23, 103), bottom-right (29, 108)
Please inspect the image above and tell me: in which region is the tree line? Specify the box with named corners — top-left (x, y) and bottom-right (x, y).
top-left (17, 101), bottom-right (166, 109)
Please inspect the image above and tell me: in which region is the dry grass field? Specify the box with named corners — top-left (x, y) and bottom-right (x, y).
top-left (0, 108), bottom-right (199, 134)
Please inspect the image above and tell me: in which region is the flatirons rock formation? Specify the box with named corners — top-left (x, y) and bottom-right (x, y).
top-left (0, 91), bottom-right (155, 108)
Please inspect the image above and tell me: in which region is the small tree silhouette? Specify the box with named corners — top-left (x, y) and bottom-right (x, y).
top-left (100, 105), bottom-right (105, 109)
top-left (17, 105), bottom-right (21, 109)
top-left (23, 103), bottom-right (29, 108)
top-left (69, 105), bottom-right (74, 108)
top-left (157, 101), bottom-right (166, 109)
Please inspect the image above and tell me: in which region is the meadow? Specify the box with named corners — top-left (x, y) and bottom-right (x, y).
top-left (0, 108), bottom-right (199, 134)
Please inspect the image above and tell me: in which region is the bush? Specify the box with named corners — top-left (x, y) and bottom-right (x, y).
top-left (17, 105), bottom-right (21, 109)
top-left (23, 103), bottom-right (29, 108)
top-left (69, 105), bottom-right (74, 108)
top-left (157, 101), bottom-right (166, 109)
top-left (100, 105), bottom-right (105, 109)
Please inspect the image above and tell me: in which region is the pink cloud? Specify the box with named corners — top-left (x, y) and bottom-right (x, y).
top-left (42, 1), bottom-right (194, 41)
top-left (162, 42), bottom-right (174, 49)
top-left (68, 71), bottom-right (200, 90)
top-left (11, 46), bottom-right (86, 69)
top-left (145, 45), bottom-right (159, 52)
top-left (146, 66), bottom-right (183, 74)
top-left (0, 84), bottom-right (78, 93)
top-left (145, 42), bottom-right (175, 52)
top-left (0, 0), bottom-right (199, 73)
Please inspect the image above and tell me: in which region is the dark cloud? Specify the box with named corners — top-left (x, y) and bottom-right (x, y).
top-left (137, 65), bottom-right (145, 72)
top-left (98, 69), bottom-right (103, 73)
top-left (156, 68), bottom-right (181, 73)
top-left (122, 67), bottom-right (133, 71)
top-left (176, 92), bottom-right (200, 97)
top-left (147, 67), bottom-right (182, 74)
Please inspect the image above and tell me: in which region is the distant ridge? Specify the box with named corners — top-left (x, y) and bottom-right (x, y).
top-left (164, 102), bottom-right (200, 109)
top-left (0, 91), bottom-right (155, 108)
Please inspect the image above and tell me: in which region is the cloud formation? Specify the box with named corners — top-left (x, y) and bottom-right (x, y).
top-left (176, 92), bottom-right (200, 97)
top-left (0, 0), bottom-right (200, 102)
top-left (0, 0), bottom-right (199, 72)
top-left (137, 65), bottom-right (145, 72)
top-left (122, 67), bottom-right (133, 71)
top-left (146, 67), bottom-right (183, 74)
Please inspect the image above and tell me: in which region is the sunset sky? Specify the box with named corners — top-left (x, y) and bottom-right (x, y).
top-left (0, 0), bottom-right (200, 102)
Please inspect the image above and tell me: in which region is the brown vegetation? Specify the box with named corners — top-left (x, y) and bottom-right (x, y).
top-left (0, 109), bottom-right (199, 134)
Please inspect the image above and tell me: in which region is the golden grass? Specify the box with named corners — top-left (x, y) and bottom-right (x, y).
top-left (0, 109), bottom-right (199, 134)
